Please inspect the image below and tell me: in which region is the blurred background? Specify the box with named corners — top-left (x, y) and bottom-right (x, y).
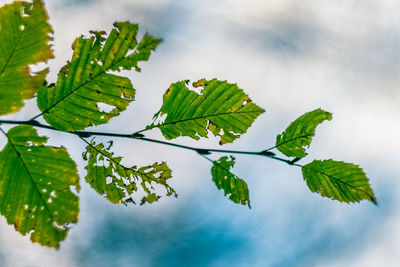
top-left (0, 0), bottom-right (399, 266)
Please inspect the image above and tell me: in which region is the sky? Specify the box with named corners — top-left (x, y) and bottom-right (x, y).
top-left (0, 0), bottom-right (400, 266)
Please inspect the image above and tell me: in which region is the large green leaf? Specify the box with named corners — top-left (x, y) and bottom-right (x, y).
top-left (147, 79), bottom-right (265, 144)
top-left (276, 108), bottom-right (332, 158)
top-left (211, 156), bottom-right (250, 207)
top-left (0, 125), bottom-right (80, 248)
top-left (0, 0), bottom-right (53, 115)
top-left (37, 22), bottom-right (161, 131)
top-left (302, 159), bottom-right (377, 204)
top-left (83, 140), bottom-right (176, 205)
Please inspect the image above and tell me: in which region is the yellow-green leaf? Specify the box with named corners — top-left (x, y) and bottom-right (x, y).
top-left (37, 22), bottom-right (161, 131)
top-left (0, 0), bottom-right (53, 115)
top-left (211, 156), bottom-right (250, 207)
top-left (147, 79), bottom-right (265, 144)
top-left (276, 108), bottom-right (332, 158)
top-left (0, 125), bottom-right (80, 248)
top-left (83, 140), bottom-right (176, 205)
top-left (302, 159), bottom-right (377, 204)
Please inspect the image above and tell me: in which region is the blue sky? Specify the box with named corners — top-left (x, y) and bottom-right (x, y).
top-left (0, 0), bottom-right (400, 266)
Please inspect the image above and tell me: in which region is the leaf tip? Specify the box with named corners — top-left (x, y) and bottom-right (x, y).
top-left (319, 108), bottom-right (333, 121)
top-left (371, 196), bottom-right (378, 205)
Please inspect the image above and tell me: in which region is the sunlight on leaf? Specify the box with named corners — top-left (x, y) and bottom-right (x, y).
top-left (276, 108), bottom-right (332, 158)
top-left (0, 0), bottom-right (53, 115)
top-left (37, 21), bottom-right (161, 131)
top-left (302, 159), bottom-right (377, 204)
top-left (83, 140), bottom-right (177, 205)
top-left (0, 125), bottom-right (80, 248)
top-left (211, 156), bottom-right (250, 207)
top-left (147, 79), bottom-right (265, 145)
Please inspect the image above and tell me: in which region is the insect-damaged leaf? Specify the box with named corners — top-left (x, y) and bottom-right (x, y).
top-left (211, 156), bottom-right (250, 207)
top-left (37, 22), bottom-right (161, 131)
top-left (0, 0), bottom-right (53, 115)
top-left (276, 108), bottom-right (332, 158)
top-left (147, 79), bottom-right (265, 145)
top-left (302, 159), bottom-right (377, 204)
top-left (0, 125), bottom-right (80, 248)
top-left (83, 140), bottom-right (177, 205)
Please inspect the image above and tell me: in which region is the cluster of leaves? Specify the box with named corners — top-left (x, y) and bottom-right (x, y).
top-left (0, 0), bottom-right (376, 248)
top-left (83, 140), bottom-right (176, 205)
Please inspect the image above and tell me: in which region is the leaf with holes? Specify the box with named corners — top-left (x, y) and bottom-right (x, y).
top-left (147, 79), bottom-right (265, 144)
top-left (302, 159), bottom-right (377, 204)
top-left (37, 21), bottom-right (161, 131)
top-left (276, 108), bottom-right (332, 158)
top-left (0, 125), bottom-right (80, 248)
top-left (0, 0), bottom-right (53, 115)
top-left (211, 156), bottom-right (250, 207)
top-left (83, 140), bottom-right (177, 205)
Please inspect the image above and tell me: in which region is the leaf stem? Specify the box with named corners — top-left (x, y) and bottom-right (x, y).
top-left (0, 119), bottom-right (301, 167)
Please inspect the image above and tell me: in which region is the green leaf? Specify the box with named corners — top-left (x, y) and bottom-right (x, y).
top-left (0, 125), bottom-right (80, 248)
top-left (147, 79), bottom-right (265, 144)
top-left (37, 22), bottom-right (162, 131)
top-left (211, 156), bottom-right (250, 207)
top-left (276, 108), bottom-right (332, 158)
top-left (302, 159), bottom-right (377, 204)
top-left (0, 0), bottom-right (53, 115)
top-left (83, 140), bottom-right (177, 205)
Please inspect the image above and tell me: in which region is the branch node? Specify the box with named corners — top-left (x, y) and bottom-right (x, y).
top-left (131, 133), bottom-right (145, 138)
top-left (289, 157), bottom-right (302, 165)
top-left (260, 150), bottom-right (275, 157)
top-left (75, 132), bottom-right (93, 138)
top-left (196, 149), bottom-right (211, 155)
top-left (26, 120), bottom-right (42, 127)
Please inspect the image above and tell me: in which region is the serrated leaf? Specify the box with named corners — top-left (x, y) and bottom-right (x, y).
top-left (276, 108), bottom-right (332, 158)
top-left (37, 22), bottom-right (161, 131)
top-left (302, 159), bottom-right (377, 204)
top-left (0, 0), bottom-right (53, 115)
top-left (0, 125), bottom-right (80, 248)
top-left (83, 140), bottom-right (176, 205)
top-left (147, 79), bottom-right (265, 144)
top-left (211, 156), bottom-right (250, 207)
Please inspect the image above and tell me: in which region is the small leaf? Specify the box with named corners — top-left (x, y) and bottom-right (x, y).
top-left (0, 0), bottom-right (53, 115)
top-left (276, 108), bottom-right (332, 158)
top-left (0, 125), bottom-right (80, 248)
top-left (302, 159), bottom-right (377, 204)
top-left (147, 79), bottom-right (265, 145)
top-left (211, 156), bottom-right (250, 207)
top-left (37, 22), bottom-right (162, 131)
top-left (83, 140), bottom-right (176, 205)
